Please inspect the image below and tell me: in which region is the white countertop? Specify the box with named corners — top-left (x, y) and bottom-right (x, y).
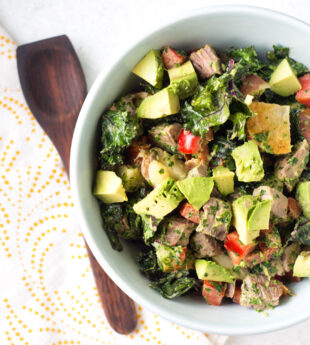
top-left (1, 0), bottom-right (310, 344)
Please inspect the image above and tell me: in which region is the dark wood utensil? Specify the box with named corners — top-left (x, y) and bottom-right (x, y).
top-left (16, 35), bottom-right (137, 334)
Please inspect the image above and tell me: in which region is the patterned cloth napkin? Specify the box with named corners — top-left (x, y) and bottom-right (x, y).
top-left (0, 25), bottom-right (228, 345)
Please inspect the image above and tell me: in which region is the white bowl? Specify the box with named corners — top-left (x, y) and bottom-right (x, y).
top-left (70, 5), bottom-right (310, 335)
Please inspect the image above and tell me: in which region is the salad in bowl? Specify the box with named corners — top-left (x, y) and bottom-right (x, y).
top-left (93, 42), bottom-right (310, 312)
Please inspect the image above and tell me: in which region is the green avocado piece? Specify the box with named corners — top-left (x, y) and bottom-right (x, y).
top-left (232, 195), bottom-right (271, 245)
top-left (137, 88), bottom-right (180, 119)
top-left (293, 251), bottom-right (310, 278)
top-left (296, 181), bottom-right (310, 218)
top-left (176, 177), bottom-right (214, 210)
top-left (269, 58), bottom-right (301, 97)
top-left (212, 166), bottom-right (235, 196)
top-left (247, 200), bottom-right (271, 230)
top-left (93, 170), bottom-right (127, 203)
top-left (232, 140), bottom-right (264, 182)
top-left (195, 259), bottom-right (235, 283)
top-left (133, 178), bottom-right (184, 218)
top-left (168, 60), bottom-right (199, 100)
top-left (117, 165), bottom-right (144, 192)
top-left (132, 49), bottom-right (164, 88)
top-left (154, 243), bottom-right (186, 272)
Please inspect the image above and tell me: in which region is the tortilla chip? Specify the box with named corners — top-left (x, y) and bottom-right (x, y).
top-left (247, 102), bottom-right (291, 154)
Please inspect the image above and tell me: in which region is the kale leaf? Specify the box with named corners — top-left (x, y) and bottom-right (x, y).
top-left (290, 103), bottom-right (305, 145)
top-left (266, 45), bottom-right (309, 76)
top-left (140, 214), bottom-right (162, 245)
top-left (291, 216), bottom-right (310, 245)
top-left (228, 112), bottom-right (249, 140)
top-left (100, 198), bottom-right (144, 250)
top-left (301, 167), bottom-right (310, 182)
top-left (209, 137), bottom-right (236, 170)
top-left (121, 201), bottom-right (142, 240)
top-left (226, 46), bottom-right (265, 83)
top-left (149, 271), bottom-right (196, 299)
top-left (181, 74), bottom-right (232, 136)
top-left (100, 100), bottom-right (142, 169)
top-left (228, 87), bottom-right (255, 140)
top-left (261, 89), bottom-right (296, 104)
top-left (100, 203), bottom-right (124, 251)
top-left (137, 249), bottom-right (162, 280)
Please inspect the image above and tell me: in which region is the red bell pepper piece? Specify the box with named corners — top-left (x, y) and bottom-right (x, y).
top-left (162, 46), bottom-right (187, 69)
top-left (224, 231), bottom-right (256, 265)
top-left (202, 281), bottom-right (226, 306)
top-left (296, 74), bottom-right (310, 107)
top-left (178, 129), bottom-right (201, 154)
top-left (179, 202), bottom-right (202, 224)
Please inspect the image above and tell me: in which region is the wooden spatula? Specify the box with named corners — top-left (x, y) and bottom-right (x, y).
top-left (16, 35), bottom-right (137, 334)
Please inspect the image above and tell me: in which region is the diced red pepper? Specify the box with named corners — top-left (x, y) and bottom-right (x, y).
top-left (179, 202), bottom-right (202, 224)
top-left (178, 129), bottom-right (202, 154)
top-left (296, 74), bottom-right (310, 107)
top-left (162, 46), bottom-right (187, 69)
top-left (299, 109), bottom-right (310, 145)
top-left (202, 281), bottom-right (226, 306)
top-left (177, 247), bottom-right (187, 269)
top-left (233, 285), bottom-right (241, 304)
top-left (224, 231), bottom-right (256, 265)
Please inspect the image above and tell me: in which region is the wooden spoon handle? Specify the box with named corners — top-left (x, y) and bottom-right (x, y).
top-left (86, 244), bottom-right (137, 333)
top-left (16, 35), bottom-right (137, 334)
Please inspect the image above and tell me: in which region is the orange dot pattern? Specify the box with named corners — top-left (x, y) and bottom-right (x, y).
top-left (0, 26), bottom-right (222, 345)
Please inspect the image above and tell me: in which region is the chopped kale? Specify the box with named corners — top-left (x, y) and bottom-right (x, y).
top-left (228, 111), bottom-right (250, 141)
top-left (301, 167), bottom-right (310, 182)
top-left (209, 136), bottom-right (236, 170)
top-left (149, 271), bottom-right (196, 299)
top-left (291, 216), bottom-right (310, 245)
top-left (100, 99), bottom-right (142, 169)
top-left (140, 214), bottom-right (162, 245)
top-left (181, 72), bottom-right (232, 136)
top-left (266, 45), bottom-right (309, 76)
top-left (100, 203), bottom-right (124, 251)
top-left (226, 46), bottom-right (264, 81)
top-left (122, 201), bottom-right (142, 240)
top-left (137, 248), bottom-right (162, 280)
top-left (290, 104), bottom-right (305, 145)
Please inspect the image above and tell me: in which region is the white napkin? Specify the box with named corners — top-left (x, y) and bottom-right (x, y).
top-left (0, 25), bottom-right (228, 345)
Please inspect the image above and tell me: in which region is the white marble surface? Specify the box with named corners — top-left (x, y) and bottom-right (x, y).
top-left (1, 0), bottom-right (310, 344)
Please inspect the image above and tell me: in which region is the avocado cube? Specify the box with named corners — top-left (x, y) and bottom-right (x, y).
top-left (296, 181), bottom-right (310, 218)
top-left (269, 59), bottom-right (301, 97)
top-left (168, 60), bottom-right (199, 100)
top-left (195, 259), bottom-right (235, 283)
top-left (212, 166), bottom-right (234, 196)
top-left (232, 195), bottom-right (271, 245)
top-left (137, 88), bottom-right (180, 119)
top-left (293, 251), bottom-right (310, 278)
top-left (176, 177), bottom-right (214, 210)
top-left (247, 200), bottom-right (272, 231)
top-left (232, 140), bottom-right (264, 182)
top-left (132, 49), bottom-right (164, 88)
top-left (117, 165), bottom-right (144, 192)
top-left (93, 170), bottom-right (127, 203)
top-left (133, 178), bottom-right (184, 218)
